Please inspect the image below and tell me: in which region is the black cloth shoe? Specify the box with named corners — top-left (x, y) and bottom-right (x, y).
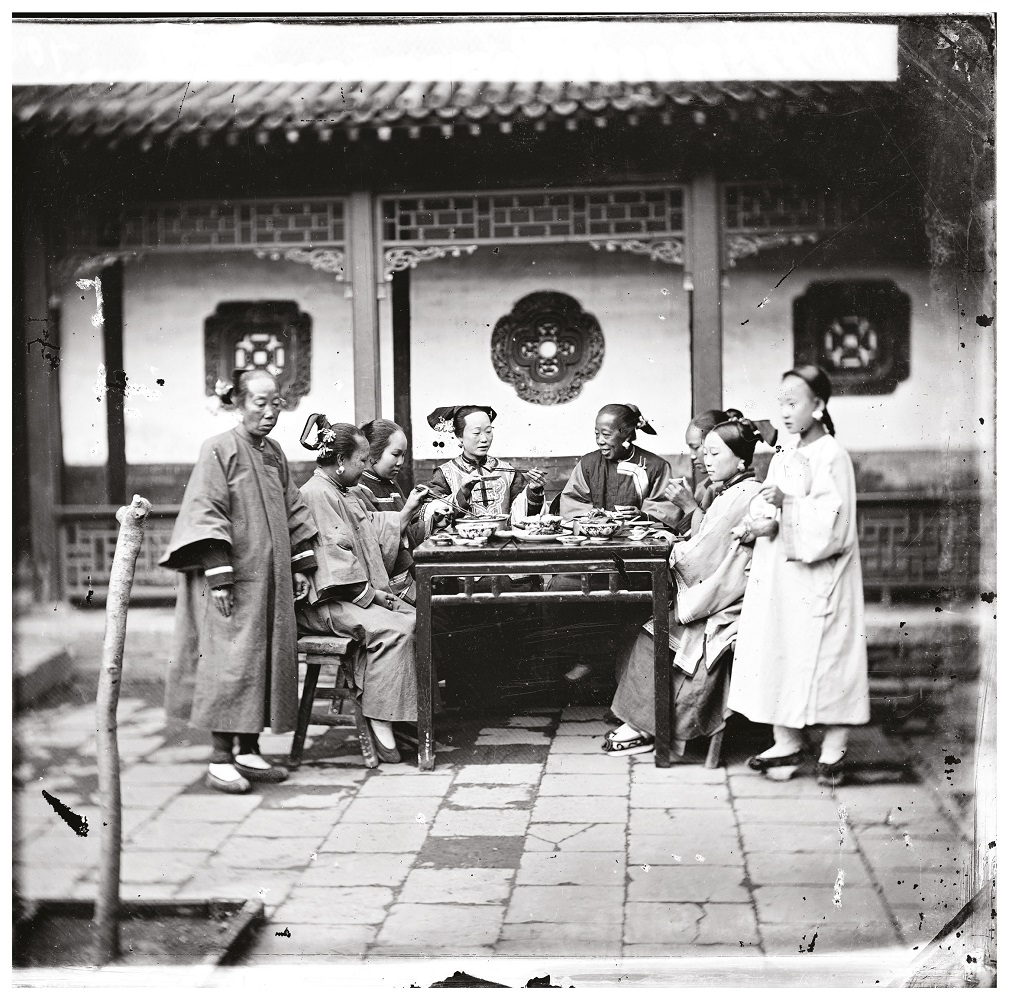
top-left (368, 722), bottom-right (402, 764)
top-left (815, 755), bottom-right (847, 787)
top-left (747, 751), bottom-right (804, 773)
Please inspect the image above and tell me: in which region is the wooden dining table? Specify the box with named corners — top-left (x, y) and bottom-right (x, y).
top-left (412, 533), bottom-right (674, 770)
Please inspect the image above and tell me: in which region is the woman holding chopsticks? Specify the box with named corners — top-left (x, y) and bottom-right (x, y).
top-left (420, 405), bottom-right (547, 531)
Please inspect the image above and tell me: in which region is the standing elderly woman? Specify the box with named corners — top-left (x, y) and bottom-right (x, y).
top-left (161, 369), bottom-right (318, 794)
top-left (296, 415), bottom-right (428, 763)
top-left (559, 403), bottom-right (681, 527)
top-left (421, 405), bottom-right (547, 529)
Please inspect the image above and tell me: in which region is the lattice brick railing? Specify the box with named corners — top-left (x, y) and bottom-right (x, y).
top-left (381, 186), bottom-right (685, 245)
top-left (59, 507), bottom-right (179, 601)
top-left (57, 493), bottom-right (980, 605)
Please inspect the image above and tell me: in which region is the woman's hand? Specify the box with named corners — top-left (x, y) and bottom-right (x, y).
top-left (373, 590), bottom-right (407, 612)
top-left (664, 477), bottom-right (698, 512)
top-left (212, 585), bottom-right (233, 618)
top-left (759, 484), bottom-right (785, 509)
top-left (293, 572), bottom-right (311, 602)
top-left (526, 468), bottom-right (547, 492)
top-left (403, 484), bottom-right (431, 515)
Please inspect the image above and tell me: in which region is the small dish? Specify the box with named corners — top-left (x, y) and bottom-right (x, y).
top-left (512, 528), bottom-right (563, 543)
top-left (452, 535), bottom-right (489, 547)
top-left (456, 519), bottom-right (497, 539)
top-left (556, 535), bottom-right (589, 546)
top-left (430, 534), bottom-right (454, 546)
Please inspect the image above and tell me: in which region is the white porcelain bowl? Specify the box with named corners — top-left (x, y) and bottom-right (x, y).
top-left (455, 519), bottom-right (497, 539)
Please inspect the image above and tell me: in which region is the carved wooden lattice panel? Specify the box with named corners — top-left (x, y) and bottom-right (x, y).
top-left (381, 187), bottom-right (685, 245)
top-left (120, 199), bottom-right (346, 249)
top-left (60, 518), bottom-right (178, 598)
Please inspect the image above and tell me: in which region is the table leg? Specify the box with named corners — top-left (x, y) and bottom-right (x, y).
top-left (416, 568), bottom-right (435, 771)
top-left (651, 563), bottom-right (672, 768)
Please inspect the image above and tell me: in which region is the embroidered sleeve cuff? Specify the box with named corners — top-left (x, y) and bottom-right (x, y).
top-left (204, 565), bottom-right (234, 587)
top-left (352, 583), bottom-right (375, 607)
top-left (291, 549), bottom-right (318, 573)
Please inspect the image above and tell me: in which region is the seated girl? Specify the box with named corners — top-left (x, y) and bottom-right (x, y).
top-left (602, 415), bottom-right (766, 757)
top-left (356, 418), bottom-right (422, 603)
top-left (296, 414), bottom-right (428, 764)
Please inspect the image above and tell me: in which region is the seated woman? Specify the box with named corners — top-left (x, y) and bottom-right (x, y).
top-left (420, 405), bottom-right (547, 529)
top-left (602, 415), bottom-right (766, 757)
top-left (559, 403), bottom-right (681, 527)
top-left (356, 418), bottom-right (423, 603)
top-left (296, 414), bottom-right (427, 764)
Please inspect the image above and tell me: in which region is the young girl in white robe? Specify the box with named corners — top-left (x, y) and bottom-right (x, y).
top-left (727, 365), bottom-right (869, 785)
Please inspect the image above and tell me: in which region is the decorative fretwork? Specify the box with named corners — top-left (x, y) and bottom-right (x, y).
top-left (254, 247), bottom-right (346, 280)
top-left (120, 198), bottom-right (346, 251)
top-left (491, 291), bottom-right (605, 406)
top-left (384, 245), bottom-right (478, 279)
top-left (60, 516), bottom-right (178, 599)
top-left (725, 233), bottom-right (819, 267)
top-left (205, 301), bottom-right (313, 408)
top-left (723, 183), bottom-right (855, 233)
top-left (381, 186), bottom-right (685, 246)
top-left (588, 238), bottom-right (685, 266)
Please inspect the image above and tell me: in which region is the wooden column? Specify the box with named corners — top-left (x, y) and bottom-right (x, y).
top-left (391, 268), bottom-right (415, 491)
top-left (688, 173), bottom-right (723, 414)
top-left (348, 191), bottom-right (381, 425)
top-left (101, 261), bottom-right (127, 504)
top-left (20, 204), bottom-right (63, 602)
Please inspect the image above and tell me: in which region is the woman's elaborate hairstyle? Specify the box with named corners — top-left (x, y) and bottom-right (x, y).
top-left (711, 413), bottom-right (764, 465)
top-left (783, 364), bottom-right (836, 436)
top-left (360, 418), bottom-right (404, 464)
top-left (214, 368), bottom-right (279, 408)
top-left (426, 405), bottom-right (498, 438)
top-left (597, 403), bottom-right (656, 441)
top-left (300, 413), bottom-right (365, 466)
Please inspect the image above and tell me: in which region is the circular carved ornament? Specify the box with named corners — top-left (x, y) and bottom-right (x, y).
top-left (490, 291), bottom-right (605, 405)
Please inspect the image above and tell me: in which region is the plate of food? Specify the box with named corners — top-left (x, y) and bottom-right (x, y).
top-left (512, 528), bottom-right (565, 543)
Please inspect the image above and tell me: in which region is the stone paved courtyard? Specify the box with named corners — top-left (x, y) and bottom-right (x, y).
top-left (13, 683), bottom-right (976, 984)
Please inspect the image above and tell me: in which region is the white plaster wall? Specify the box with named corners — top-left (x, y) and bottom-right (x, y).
top-left (59, 274), bottom-right (108, 465)
top-left (408, 244), bottom-right (691, 460)
top-left (722, 266), bottom-right (982, 451)
top-left (109, 253), bottom-right (355, 464)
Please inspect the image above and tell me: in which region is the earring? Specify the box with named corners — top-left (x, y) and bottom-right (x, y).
top-left (812, 408), bottom-right (824, 421)
top-left (737, 460), bottom-right (746, 471)
top-left (337, 464), bottom-right (345, 474)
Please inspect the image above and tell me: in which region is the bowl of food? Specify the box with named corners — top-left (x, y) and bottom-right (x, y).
top-left (455, 518), bottom-right (498, 539)
top-left (580, 519), bottom-right (620, 538)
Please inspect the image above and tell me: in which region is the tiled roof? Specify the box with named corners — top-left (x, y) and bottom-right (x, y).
top-left (13, 80), bottom-right (896, 145)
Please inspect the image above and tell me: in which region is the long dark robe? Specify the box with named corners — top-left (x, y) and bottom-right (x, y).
top-left (161, 426), bottom-right (317, 733)
top-left (297, 471), bottom-right (418, 722)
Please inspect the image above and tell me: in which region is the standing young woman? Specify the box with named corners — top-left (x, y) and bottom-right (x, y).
top-left (727, 365), bottom-right (870, 785)
top-left (161, 369), bottom-right (318, 794)
top-left (296, 415), bottom-right (428, 763)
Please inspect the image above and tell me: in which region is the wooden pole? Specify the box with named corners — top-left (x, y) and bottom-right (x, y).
top-left (348, 190), bottom-right (381, 425)
top-left (93, 494), bottom-right (152, 966)
top-left (688, 172), bottom-right (723, 414)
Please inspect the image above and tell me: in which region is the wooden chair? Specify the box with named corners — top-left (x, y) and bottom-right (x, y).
top-left (290, 635), bottom-right (379, 769)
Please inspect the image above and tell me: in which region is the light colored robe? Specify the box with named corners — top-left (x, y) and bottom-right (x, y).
top-left (296, 470), bottom-right (418, 722)
top-left (727, 434), bottom-right (870, 727)
top-left (161, 427), bottom-right (317, 733)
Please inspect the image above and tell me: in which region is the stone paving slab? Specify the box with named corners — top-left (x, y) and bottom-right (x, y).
top-left (448, 785), bottom-right (535, 809)
top-left (432, 808), bottom-right (531, 837)
top-left (530, 795), bottom-right (627, 823)
top-left (525, 823), bottom-right (627, 853)
top-left (516, 852), bottom-right (626, 886)
top-left (321, 823), bottom-right (429, 854)
top-left (243, 922), bottom-right (376, 962)
top-left (629, 762), bottom-right (728, 784)
top-left (544, 753), bottom-right (630, 773)
top-left (454, 764), bottom-right (544, 784)
top-left (538, 773), bottom-right (629, 797)
top-left (506, 885), bottom-right (624, 925)
top-left (629, 865), bottom-right (750, 903)
top-left (400, 868), bottom-right (514, 904)
top-left (375, 903), bottom-right (506, 951)
top-left (760, 921), bottom-right (901, 954)
top-left (746, 851), bottom-right (873, 886)
top-left (738, 823), bottom-right (858, 854)
top-left (297, 853), bottom-right (415, 887)
top-left (753, 885), bottom-right (892, 926)
top-left (341, 795), bottom-right (442, 825)
top-left (273, 886), bottom-right (394, 924)
top-left (628, 835), bottom-right (746, 867)
top-left (630, 807), bottom-right (739, 836)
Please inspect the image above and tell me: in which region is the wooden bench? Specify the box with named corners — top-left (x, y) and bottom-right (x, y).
top-left (291, 635), bottom-right (379, 769)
